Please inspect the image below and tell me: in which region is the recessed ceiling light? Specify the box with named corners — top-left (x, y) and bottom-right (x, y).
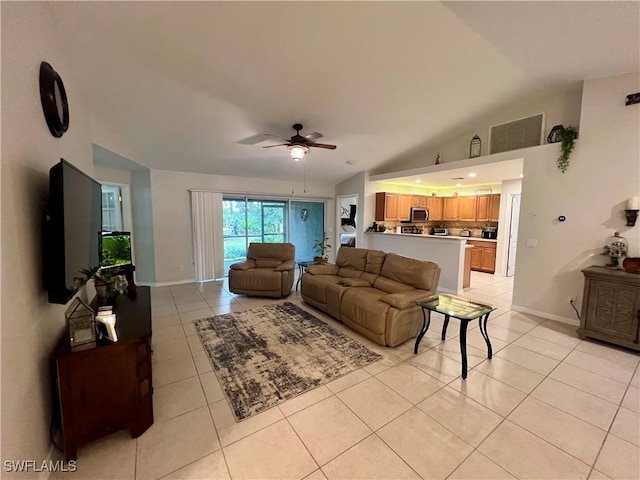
top-left (415, 179), bottom-right (421, 183)
top-left (456, 183), bottom-right (462, 187)
top-left (468, 173), bottom-right (477, 178)
top-left (345, 160), bottom-right (354, 165)
top-left (520, 173), bottom-right (524, 178)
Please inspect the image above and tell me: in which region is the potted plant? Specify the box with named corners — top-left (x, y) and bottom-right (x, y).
top-left (557, 125), bottom-right (578, 174)
top-left (313, 235), bottom-right (332, 264)
top-left (83, 268), bottom-right (116, 298)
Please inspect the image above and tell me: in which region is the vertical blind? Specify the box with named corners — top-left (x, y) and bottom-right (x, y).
top-left (190, 191), bottom-right (224, 281)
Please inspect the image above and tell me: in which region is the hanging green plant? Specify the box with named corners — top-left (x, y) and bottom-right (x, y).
top-left (557, 125), bottom-right (578, 173)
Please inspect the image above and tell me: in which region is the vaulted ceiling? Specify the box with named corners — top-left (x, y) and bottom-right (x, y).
top-left (48, 1), bottom-right (639, 185)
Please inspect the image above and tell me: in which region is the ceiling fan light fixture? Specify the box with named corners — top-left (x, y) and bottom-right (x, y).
top-left (288, 144), bottom-right (308, 162)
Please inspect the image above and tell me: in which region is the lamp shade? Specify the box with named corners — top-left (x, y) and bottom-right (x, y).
top-left (289, 145), bottom-right (308, 162)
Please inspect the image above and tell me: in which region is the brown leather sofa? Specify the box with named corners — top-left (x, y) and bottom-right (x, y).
top-left (301, 247), bottom-right (440, 347)
top-left (229, 243), bottom-right (295, 298)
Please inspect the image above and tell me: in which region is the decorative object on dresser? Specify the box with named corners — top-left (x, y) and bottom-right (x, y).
top-left (469, 135), bottom-right (481, 158)
top-left (625, 196), bottom-right (639, 226)
top-left (54, 287), bottom-right (153, 460)
top-left (603, 232), bottom-right (628, 268)
top-left (623, 257), bottom-right (640, 274)
top-left (194, 302), bottom-right (381, 420)
top-left (578, 267), bottom-right (640, 351)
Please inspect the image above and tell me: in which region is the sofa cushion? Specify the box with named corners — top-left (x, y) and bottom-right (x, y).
top-left (255, 259), bottom-right (283, 268)
top-left (338, 278), bottom-right (371, 287)
top-left (336, 247), bottom-right (368, 270)
top-left (300, 274), bottom-right (342, 304)
top-left (381, 291), bottom-right (437, 309)
top-left (248, 242), bottom-right (295, 261)
top-left (381, 253), bottom-right (439, 291)
top-left (340, 288), bottom-right (390, 335)
top-left (306, 264), bottom-right (339, 275)
top-left (373, 276), bottom-right (415, 294)
top-left (338, 267), bottom-right (364, 278)
top-left (365, 249), bottom-right (386, 275)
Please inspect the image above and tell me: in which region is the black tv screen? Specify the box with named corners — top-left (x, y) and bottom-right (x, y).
top-left (46, 159), bottom-right (102, 304)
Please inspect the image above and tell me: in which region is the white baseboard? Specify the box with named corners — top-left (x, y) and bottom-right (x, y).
top-left (511, 304), bottom-right (580, 327)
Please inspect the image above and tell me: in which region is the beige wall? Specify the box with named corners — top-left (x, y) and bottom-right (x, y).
top-left (150, 169), bottom-right (335, 284)
top-left (512, 72), bottom-right (640, 322)
top-left (1, 2), bottom-right (95, 472)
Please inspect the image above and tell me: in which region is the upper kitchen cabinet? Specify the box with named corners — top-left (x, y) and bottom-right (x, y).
top-left (427, 196), bottom-right (443, 221)
top-left (443, 197), bottom-right (460, 221)
top-left (411, 195), bottom-right (428, 208)
top-left (476, 194), bottom-right (501, 222)
top-left (398, 194), bottom-right (411, 221)
top-left (375, 192), bottom-right (397, 221)
top-left (459, 196), bottom-right (477, 221)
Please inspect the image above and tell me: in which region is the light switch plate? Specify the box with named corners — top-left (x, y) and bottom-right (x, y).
top-left (526, 239), bottom-right (538, 248)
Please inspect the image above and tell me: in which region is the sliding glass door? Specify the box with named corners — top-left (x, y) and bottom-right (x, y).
top-left (222, 197), bottom-right (324, 272)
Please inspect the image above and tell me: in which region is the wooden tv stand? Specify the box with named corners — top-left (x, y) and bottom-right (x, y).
top-left (55, 287), bottom-right (153, 461)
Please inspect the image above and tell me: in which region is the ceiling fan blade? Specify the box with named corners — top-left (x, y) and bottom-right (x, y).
top-left (305, 132), bottom-right (323, 141)
top-left (263, 133), bottom-right (291, 142)
top-left (238, 134), bottom-right (269, 145)
top-left (309, 143), bottom-right (337, 150)
top-left (262, 143), bottom-right (290, 148)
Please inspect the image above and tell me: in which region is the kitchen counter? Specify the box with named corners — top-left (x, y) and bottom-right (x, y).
top-left (367, 232), bottom-right (498, 243)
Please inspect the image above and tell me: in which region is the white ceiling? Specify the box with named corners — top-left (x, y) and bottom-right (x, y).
top-left (48, 1), bottom-right (639, 186)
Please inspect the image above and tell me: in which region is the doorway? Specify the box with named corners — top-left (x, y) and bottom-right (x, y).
top-left (336, 194), bottom-right (358, 249)
top-left (506, 193), bottom-right (521, 277)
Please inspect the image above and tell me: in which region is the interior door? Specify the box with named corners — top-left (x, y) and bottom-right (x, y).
top-left (507, 194), bottom-right (521, 277)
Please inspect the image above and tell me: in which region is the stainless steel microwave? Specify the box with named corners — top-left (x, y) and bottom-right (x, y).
top-left (410, 208), bottom-right (429, 222)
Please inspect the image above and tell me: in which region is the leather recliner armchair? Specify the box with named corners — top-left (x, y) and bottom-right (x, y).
top-left (228, 242), bottom-right (295, 298)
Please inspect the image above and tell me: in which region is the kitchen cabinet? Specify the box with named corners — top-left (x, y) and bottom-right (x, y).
top-left (459, 196), bottom-right (477, 221)
top-left (418, 196), bottom-right (428, 208)
top-left (398, 194), bottom-right (411, 221)
top-left (443, 197), bottom-right (460, 221)
top-left (410, 195), bottom-right (420, 207)
top-left (467, 240), bottom-right (496, 273)
top-left (578, 267), bottom-right (640, 351)
top-left (375, 192), bottom-right (397, 221)
top-left (427, 196), bottom-right (443, 221)
top-left (489, 194), bottom-right (501, 222)
top-left (463, 247), bottom-right (472, 289)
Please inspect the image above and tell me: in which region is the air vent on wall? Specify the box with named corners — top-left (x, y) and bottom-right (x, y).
top-left (489, 113), bottom-right (544, 155)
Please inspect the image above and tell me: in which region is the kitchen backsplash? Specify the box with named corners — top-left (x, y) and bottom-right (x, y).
top-left (378, 220), bottom-right (498, 237)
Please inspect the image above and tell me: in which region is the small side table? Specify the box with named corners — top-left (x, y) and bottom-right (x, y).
top-left (415, 294), bottom-right (495, 379)
top-left (295, 260), bottom-right (315, 291)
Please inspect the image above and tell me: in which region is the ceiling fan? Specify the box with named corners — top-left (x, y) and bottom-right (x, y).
top-left (263, 123), bottom-right (337, 161)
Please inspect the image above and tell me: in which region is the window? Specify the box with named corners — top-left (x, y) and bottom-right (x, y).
top-left (101, 185), bottom-right (123, 231)
top-left (222, 197), bottom-right (325, 272)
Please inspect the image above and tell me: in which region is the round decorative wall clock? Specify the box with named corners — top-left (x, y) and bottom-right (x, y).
top-left (39, 61), bottom-right (69, 137)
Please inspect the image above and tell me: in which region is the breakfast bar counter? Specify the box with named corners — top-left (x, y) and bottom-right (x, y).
top-left (366, 232), bottom-right (470, 294)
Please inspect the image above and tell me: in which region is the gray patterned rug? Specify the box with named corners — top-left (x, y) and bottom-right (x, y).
top-left (195, 302), bottom-right (381, 420)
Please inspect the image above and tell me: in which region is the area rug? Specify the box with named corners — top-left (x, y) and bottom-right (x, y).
top-left (194, 302), bottom-right (381, 420)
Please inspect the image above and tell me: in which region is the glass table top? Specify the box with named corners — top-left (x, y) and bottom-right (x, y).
top-left (417, 294), bottom-right (496, 320)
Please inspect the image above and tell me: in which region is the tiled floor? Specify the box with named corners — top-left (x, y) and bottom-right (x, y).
top-left (53, 272), bottom-right (640, 480)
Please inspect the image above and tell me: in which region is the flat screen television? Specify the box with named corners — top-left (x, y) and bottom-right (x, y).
top-left (100, 231), bottom-right (132, 270)
top-left (46, 159), bottom-right (102, 304)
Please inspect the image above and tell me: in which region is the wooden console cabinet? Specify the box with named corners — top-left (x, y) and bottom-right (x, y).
top-left (578, 267), bottom-right (640, 351)
top-left (468, 240), bottom-right (497, 273)
top-left (55, 287), bottom-right (153, 460)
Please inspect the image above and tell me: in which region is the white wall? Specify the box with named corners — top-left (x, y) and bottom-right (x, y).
top-left (94, 164), bottom-right (131, 185)
top-left (150, 169), bottom-right (335, 284)
top-left (513, 72), bottom-right (640, 322)
top-left (1, 2), bottom-right (95, 471)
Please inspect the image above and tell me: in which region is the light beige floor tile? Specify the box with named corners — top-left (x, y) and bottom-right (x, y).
top-left (153, 305), bottom-right (179, 317)
top-left (508, 396), bottom-right (607, 465)
top-left (153, 313), bottom-right (181, 329)
top-left (622, 386), bottom-right (640, 413)
top-left (610, 407), bottom-right (640, 446)
top-left (153, 354), bottom-right (197, 388)
top-left (278, 385), bottom-right (333, 417)
top-left (213, 303), bottom-right (246, 315)
top-left (513, 334), bottom-right (574, 360)
top-left (192, 350), bottom-right (213, 374)
top-left (50, 431), bottom-right (136, 480)
top-left (484, 324), bottom-right (523, 343)
top-left (153, 324), bottom-right (186, 344)
top-left (594, 434), bottom-right (640, 480)
top-left (479, 421), bottom-right (591, 479)
top-left (631, 369), bottom-right (640, 389)
top-left (154, 376), bottom-right (206, 423)
top-left (418, 386), bottom-right (503, 446)
top-left (162, 451), bottom-right (230, 480)
top-left (223, 420), bottom-right (317, 479)
top-left (186, 334), bottom-right (204, 353)
top-left (531, 378), bottom-right (618, 430)
top-left (408, 349), bottom-right (463, 383)
top-left (575, 341), bottom-right (640, 369)
top-left (181, 321), bottom-right (197, 337)
top-left (337, 377), bottom-right (412, 430)
top-left (362, 352), bottom-right (402, 375)
top-left (325, 368), bottom-right (371, 394)
top-left (528, 323), bottom-right (582, 348)
top-left (179, 308), bottom-right (214, 323)
top-left (376, 363), bottom-right (445, 404)
top-left (550, 363), bottom-right (628, 404)
top-left (450, 371), bottom-right (526, 416)
top-left (199, 371), bottom-right (225, 404)
top-left (466, 328), bottom-right (509, 353)
top-left (288, 396), bottom-right (372, 466)
top-left (434, 338), bottom-right (490, 368)
top-left (564, 349), bottom-right (637, 384)
top-left (204, 296), bottom-right (235, 307)
top-left (153, 337), bottom-right (191, 362)
top-left (378, 408), bottom-right (473, 479)
top-left (448, 451), bottom-right (515, 480)
top-left (176, 300), bottom-right (210, 313)
top-left (490, 313), bottom-right (539, 334)
top-left (588, 469), bottom-right (612, 479)
top-left (473, 357), bottom-right (544, 393)
top-left (209, 398), bottom-right (283, 447)
top-left (136, 407), bottom-right (219, 480)
top-left (321, 435), bottom-right (419, 480)
top-left (304, 469), bottom-right (328, 480)
top-left (495, 344), bottom-right (559, 375)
